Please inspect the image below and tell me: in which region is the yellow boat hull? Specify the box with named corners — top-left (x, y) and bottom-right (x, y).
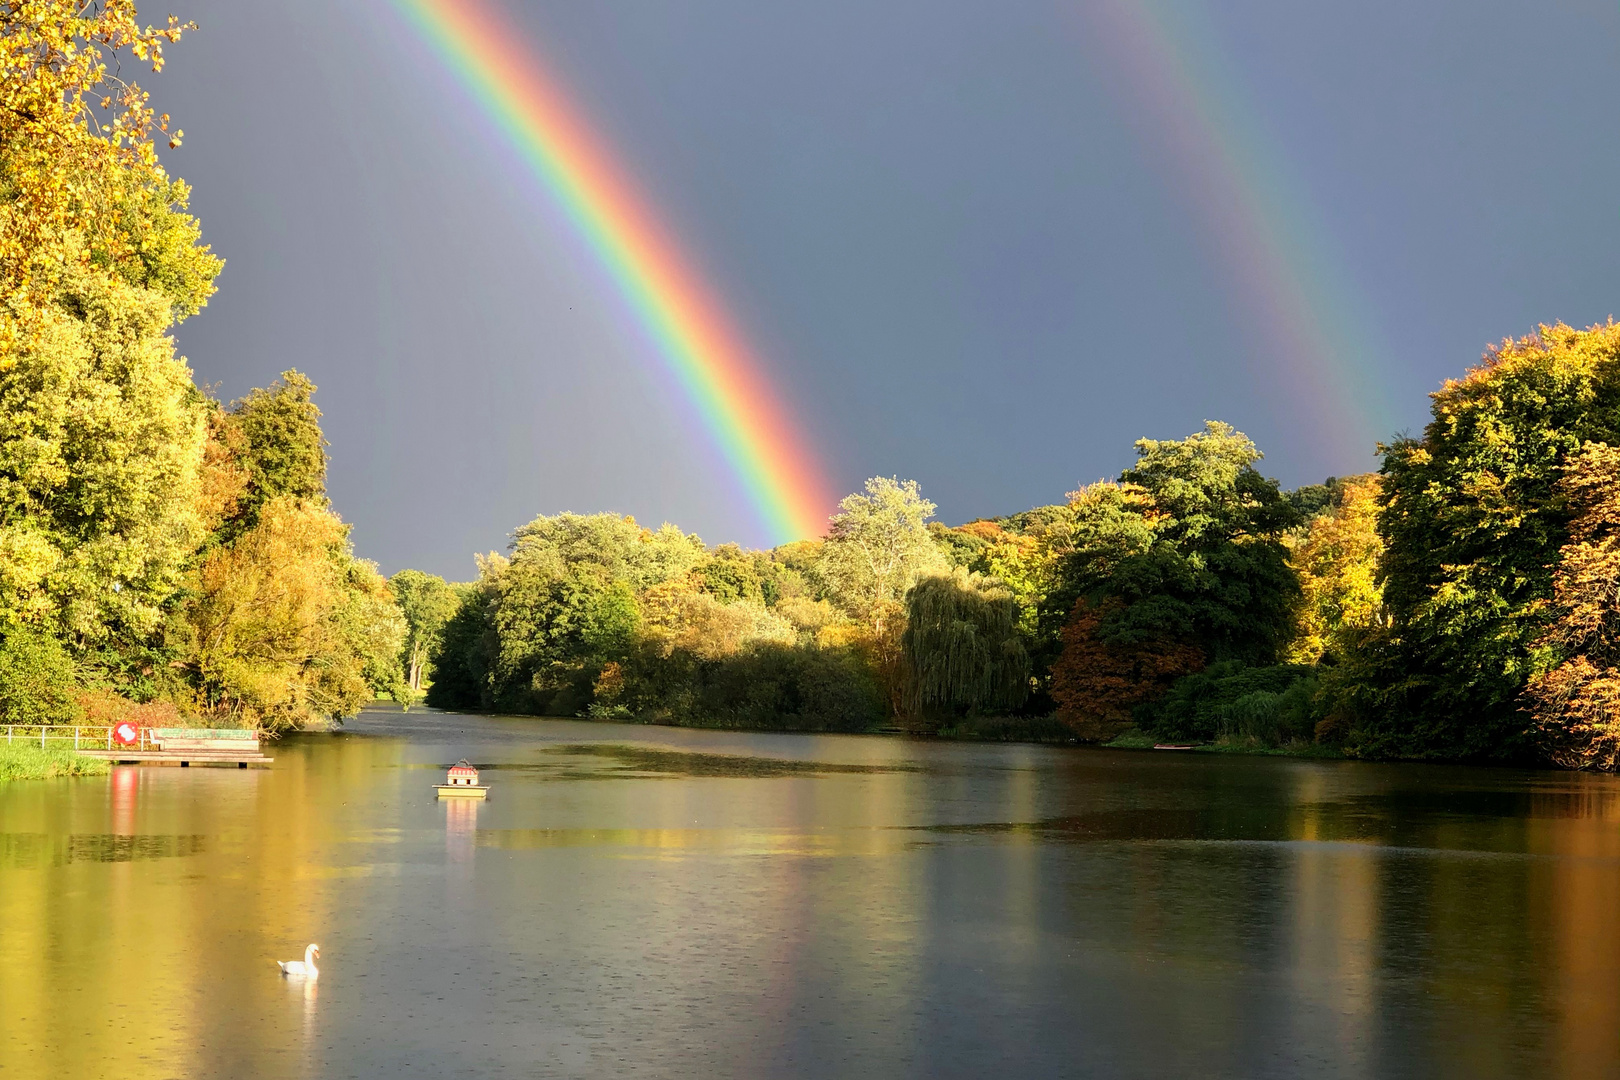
top-left (434, 785), bottom-right (488, 799)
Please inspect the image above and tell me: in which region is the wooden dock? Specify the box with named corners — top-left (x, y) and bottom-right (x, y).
top-left (79, 747), bottom-right (272, 767)
top-left (7, 725), bottom-right (272, 767)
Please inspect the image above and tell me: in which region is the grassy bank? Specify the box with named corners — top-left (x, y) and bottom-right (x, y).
top-left (0, 744), bottom-right (112, 781)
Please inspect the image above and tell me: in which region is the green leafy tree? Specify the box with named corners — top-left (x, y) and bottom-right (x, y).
top-left (1050, 422), bottom-right (1301, 738)
top-left (389, 569), bottom-right (462, 702)
top-left (818, 477), bottom-right (949, 629)
top-left (182, 498), bottom-right (395, 729)
top-left (696, 543), bottom-right (767, 603)
top-left (1355, 322), bottom-right (1620, 760)
top-left (470, 514), bottom-right (700, 713)
top-left (901, 569), bottom-right (1029, 721)
top-left (0, 4), bottom-right (219, 668)
top-left (0, 627), bottom-right (81, 725)
top-left (424, 578), bottom-right (496, 711)
top-left (224, 371), bottom-right (328, 528)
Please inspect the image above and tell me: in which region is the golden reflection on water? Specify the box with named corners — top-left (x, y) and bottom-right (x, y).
top-left (4, 721), bottom-right (1620, 1078)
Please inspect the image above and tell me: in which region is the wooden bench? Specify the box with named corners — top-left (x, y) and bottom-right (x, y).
top-left (150, 728), bottom-right (261, 753)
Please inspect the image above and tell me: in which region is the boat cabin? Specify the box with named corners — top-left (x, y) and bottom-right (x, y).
top-left (446, 760), bottom-right (479, 786)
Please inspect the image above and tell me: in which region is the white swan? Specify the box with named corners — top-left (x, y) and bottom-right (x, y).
top-left (277, 943), bottom-right (320, 978)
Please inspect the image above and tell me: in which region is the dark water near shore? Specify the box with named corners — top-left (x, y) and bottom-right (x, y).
top-left (3, 706), bottom-right (1620, 1078)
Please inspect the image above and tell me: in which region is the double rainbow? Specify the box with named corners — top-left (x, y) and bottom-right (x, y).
top-left (388, 0), bottom-right (832, 544)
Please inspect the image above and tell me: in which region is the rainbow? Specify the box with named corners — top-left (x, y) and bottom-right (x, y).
top-left (385, 0), bottom-right (832, 543)
top-left (1075, 1), bottom-right (1396, 466)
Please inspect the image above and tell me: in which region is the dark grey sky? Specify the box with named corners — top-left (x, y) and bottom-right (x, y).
top-left (152, 1), bottom-right (1620, 579)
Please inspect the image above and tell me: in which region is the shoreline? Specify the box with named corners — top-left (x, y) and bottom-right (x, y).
top-left (379, 703), bottom-right (1351, 759)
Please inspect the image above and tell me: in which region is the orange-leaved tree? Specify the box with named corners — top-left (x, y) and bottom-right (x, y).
top-left (1522, 443), bottom-right (1620, 769)
top-left (1049, 598), bottom-right (1203, 742)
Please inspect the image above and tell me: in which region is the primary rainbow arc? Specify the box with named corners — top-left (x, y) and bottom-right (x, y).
top-left (389, 0), bottom-right (832, 544)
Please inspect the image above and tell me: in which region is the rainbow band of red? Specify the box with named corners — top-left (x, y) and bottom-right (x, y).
top-left (392, 0), bottom-right (832, 543)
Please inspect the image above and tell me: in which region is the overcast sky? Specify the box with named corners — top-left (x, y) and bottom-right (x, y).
top-left (150, 0), bottom-right (1620, 579)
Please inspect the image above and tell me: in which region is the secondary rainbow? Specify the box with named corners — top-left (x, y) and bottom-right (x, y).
top-left (386, 0), bottom-right (831, 543)
top-left (1076, 1), bottom-right (1397, 466)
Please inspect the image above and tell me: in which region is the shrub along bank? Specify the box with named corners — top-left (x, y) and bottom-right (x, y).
top-left (413, 323), bottom-right (1620, 769)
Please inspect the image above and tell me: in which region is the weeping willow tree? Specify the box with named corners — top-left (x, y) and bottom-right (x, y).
top-left (901, 570), bottom-right (1030, 718)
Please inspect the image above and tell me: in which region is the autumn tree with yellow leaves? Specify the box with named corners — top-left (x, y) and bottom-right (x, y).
top-left (1284, 475), bottom-right (1386, 665)
top-left (0, 5), bottom-right (405, 727)
top-left (1522, 444), bottom-right (1620, 769)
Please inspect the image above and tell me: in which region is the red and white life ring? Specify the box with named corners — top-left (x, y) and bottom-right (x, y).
top-left (112, 721), bottom-right (139, 746)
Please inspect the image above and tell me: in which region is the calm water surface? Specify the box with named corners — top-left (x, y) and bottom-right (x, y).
top-left (3, 707), bottom-right (1620, 1078)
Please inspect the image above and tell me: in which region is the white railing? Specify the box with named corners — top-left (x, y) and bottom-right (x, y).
top-left (2, 725), bottom-right (154, 752)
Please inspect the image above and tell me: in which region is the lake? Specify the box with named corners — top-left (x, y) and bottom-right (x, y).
top-left (2, 706), bottom-right (1618, 1078)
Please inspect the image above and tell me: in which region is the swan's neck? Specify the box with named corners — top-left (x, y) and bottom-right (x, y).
top-left (305, 946), bottom-right (318, 972)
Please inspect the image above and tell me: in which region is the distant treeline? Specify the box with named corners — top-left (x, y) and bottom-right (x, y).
top-left (406, 319), bottom-right (1620, 768)
top-left (7, 12), bottom-right (1620, 767)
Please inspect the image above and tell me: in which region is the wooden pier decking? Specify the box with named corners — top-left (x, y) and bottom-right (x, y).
top-left (7, 726), bottom-right (272, 767)
top-left (78, 747), bottom-right (272, 767)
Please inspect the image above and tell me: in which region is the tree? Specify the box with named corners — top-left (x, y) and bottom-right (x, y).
top-left (425, 578), bottom-right (497, 711)
top-left (1050, 599), bottom-right (1203, 741)
top-left (901, 570), bottom-right (1029, 720)
top-left (0, 627), bottom-right (81, 726)
top-left (818, 478), bottom-right (949, 716)
top-left (472, 513), bottom-right (701, 712)
top-left (389, 569), bottom-right (462, 701)
top-left (1522, 443), bottom-right (1620, 769)
top-left (1285, 475), bottom-right (1385, 664)
top-left (181, 496), bottom-right (404, 729)
top-left (1048, 423), bottom-right (1301, 738)
top-left (182, 498), bottom-right (355, 728)
top-left (1, 4), bottom-right (220, 680)
top-left (225, 371), bottom-right (328, 527)
top-left (818, 477), bottom-right (949, 629)
top-left (1357, 322), bottom-right (1620, 760)
top-left (1, 4), bottom-right (208, 332)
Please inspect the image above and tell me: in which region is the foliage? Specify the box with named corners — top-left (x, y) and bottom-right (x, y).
top-left (1, 3), bottom-right (210, 328)
top-left (0, 628), bottom-right (80, 726)
top-left (389, 569), bottom-right (461, 701)
top-left (480, 514), bottom-right (680, 712)
top-left (1049, 422), bottom-right (1301, 738)
top-left (1285, 475), bottom-right (1385, 664)
top-left (225, 371), bottom-right (328, 528)
top-left (424, 579), bottom-right (495, 711)
top-left (614, 640), bottom-right (883, 732)
top-left (0, 3), bottom-right (220, 663)
top-left (933, 511), bottom-right (1074, 641)
top-left (76, 686), bottom-right (179, 728)
top-left (819, 477), bottom-right (949, 628)
top-left (1050, 598), bottom-right (1203, 742)
top-left (901, 569), bottom-right (1029, 720)
top-left (0, 744), bottom-right (109, 782)
top-left (0, 13), bottom-right (405, 732)
top-left (1353, 322), bottom-right (1620, 760)
top-left (1149, 661), bottom-right (1320, 745)
top-left (1285, 477), bottom-right (1354, 520)
top-left (180, 497), bottom-right (399, 730)
top-left (1522, 443), bottom-right (1620, 768)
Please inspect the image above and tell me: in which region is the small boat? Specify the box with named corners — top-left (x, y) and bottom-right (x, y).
top-left (1152, 743), bottom-right (1199, 751)
top-left (435, 759), bottom-right (488, 799)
